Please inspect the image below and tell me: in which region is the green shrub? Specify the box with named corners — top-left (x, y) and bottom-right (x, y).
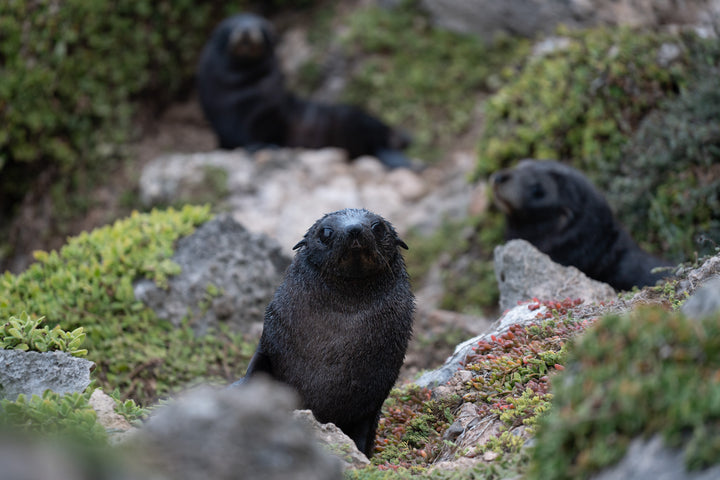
top-left (529, 307), bottom-right (720, 479)
top-left (0, 205), bottom-right (256, 404)
top-left (1, 311), bottom-right (87, 356)
top-left (0, 0), bottom-right (246, 235)
top-left (475, 26), bottom-right (690, 179)
top-left (341, 0), bottom-right (529, 161)
top-left (606, 69), bottom-right (720, 260)
top-left (0, 389), bottom-right (106, 443)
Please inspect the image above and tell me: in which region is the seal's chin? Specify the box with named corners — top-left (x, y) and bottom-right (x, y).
top-left (492, 194), bottom-right (515, 215)
top-left (335, 249), bottom-right (384, 279)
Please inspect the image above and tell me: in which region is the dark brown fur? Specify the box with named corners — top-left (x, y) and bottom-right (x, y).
top-left (491, 159), bottom-right (672, 291)
top-left (234, 208), bottom-right (415, 456)
top-left (197, 14), bottom-right (412, 168)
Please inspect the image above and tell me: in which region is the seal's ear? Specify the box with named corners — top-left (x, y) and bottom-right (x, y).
top-left (292, 239), bottom-right (307, 250)
top-left (396, 238), bottom-right (409, 250)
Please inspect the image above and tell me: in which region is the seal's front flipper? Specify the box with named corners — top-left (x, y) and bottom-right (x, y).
top-left (228, 349), bottom-right (273, 388)
top-left (374, 148), bottom-right (422, 170)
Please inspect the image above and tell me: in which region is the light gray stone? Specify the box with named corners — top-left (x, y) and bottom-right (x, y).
top-left (133, 214), bottom-right (290, 335)
top-left (293, 410), bottom-right (370, 469)
top-left (494, 239), bottom-right (616, 312)
top-left (682, 276), bottom-right (720, 320)
top-left (592, 435), bottom-right (720, 480)
top-left (136, 380), bottom-right (342, 480)
top-left (0, 350), bottom-right (94, 401)
top-left (420, 0), bottom-right (718, 42)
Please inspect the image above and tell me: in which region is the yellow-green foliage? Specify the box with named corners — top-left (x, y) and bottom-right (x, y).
top-left (0, 389), bottom-right (106, 443)
top-left (0, 206), bottom-right (256, 404)
top-left (529, 307), bottom-right (720, 479)
top-left (1, 312), bottom-right (87, 356)
top-left (475, 26), bottom-right (689, 178)
top-left (341, 0), bottom-right (529, 161)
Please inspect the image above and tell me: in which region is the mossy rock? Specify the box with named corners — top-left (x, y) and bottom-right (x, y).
top-left (0, 205), bottom-right (256, 405)
top-left (529, 307), bottom-right (720, 479)
top-left (475, 26), bottom-right (691, 179)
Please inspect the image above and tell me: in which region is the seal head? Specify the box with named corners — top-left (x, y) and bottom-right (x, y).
top-left (293, 208), bottom-right (408, 280)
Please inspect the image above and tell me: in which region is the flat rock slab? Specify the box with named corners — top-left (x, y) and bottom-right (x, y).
top-left (0, 350), bottom-right (94, 400)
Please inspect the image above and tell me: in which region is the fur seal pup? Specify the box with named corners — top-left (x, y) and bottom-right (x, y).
top-left (491, 159), bottom-right (671, 291)
top-left (235, 208), bottom-right (415, 457)
top-left (197, 14), bottom-right (413, 169)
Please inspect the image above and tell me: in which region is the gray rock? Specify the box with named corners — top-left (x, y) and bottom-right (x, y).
top-left (420, 0), bottom-right (717, 42)
top-left (494, 239), bottom-right (616, 312)
top-left (592, 435), bottom-right (720, 480)
top-left (415, 303), bottom-right (547, 388)
top-left (293, 410), bottom-right (370, 469)
top-left (681, 276), bottom-right (720, 320)
top-left (134, 214), bottom-right (291, 335)
top-left (0, 350), bottom-right (94, 401)
top-left (136, 380), bottom-right (342, 480)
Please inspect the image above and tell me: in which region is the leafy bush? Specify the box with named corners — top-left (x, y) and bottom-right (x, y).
top-left (1, 312), bottom-right (87, 356)
top-left (0, 389), bottom-right (106, 443)
top-left (606, 67), bottom-right (720, 260)
top-left (475, 26), bottom-right (689, 178)
top-left (0, 206), bottom-right (256, 404)
top-left (0, 0), bottom-right (246, 235)
top-left (529, 307), bottom-right (720, 479)
top-left (341, 0), bottom-right (529, 161)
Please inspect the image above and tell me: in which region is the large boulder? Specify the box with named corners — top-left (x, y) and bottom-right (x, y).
top-left (137, 148), bottom-right (478, 254)
top-left (0, 350), bottom-right (94, 401)
top-left (134, 380), bottom-right (342, 480)
top-left (133, 214), bottom-right (291, 335)
top-left (420, 0), bottom-right (720, 42)
top-left (494, 239), bottom-right (617, 312)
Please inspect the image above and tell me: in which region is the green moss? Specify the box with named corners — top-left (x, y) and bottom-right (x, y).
top-left (529, 307), bottom-right (720, 479)
top-left (0, 206), bottom-right (256, 404)
top-left (341, 0), bottom-right (529, 162)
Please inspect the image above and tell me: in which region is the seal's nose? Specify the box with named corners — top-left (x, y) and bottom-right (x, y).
top-left (346, 224), bottom-right (363, 237)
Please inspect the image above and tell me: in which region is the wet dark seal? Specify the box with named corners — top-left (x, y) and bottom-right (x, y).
top-left (233, 208), bottom-right (415, 457)
top-left (491, 159), bottom-right (671, 291)
top-left (197, 13), bottom-right (412, 169)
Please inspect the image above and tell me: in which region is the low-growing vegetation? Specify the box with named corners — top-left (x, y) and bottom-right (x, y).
top-left (340, 0), bottom-right (529, 161)
top-left (529, 307), bottom-right (720, 478)
top-left (1, 312), bottom-right (87, 356)
top-left (0, 205), bottom-right (256, 404)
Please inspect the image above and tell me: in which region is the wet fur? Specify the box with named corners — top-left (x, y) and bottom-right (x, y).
top-left (491, 159), bottom-right (671, 291)
top-left (238, 209), bottom-right (415, 456)
top-left (197, 14), bottom-right (411, 168)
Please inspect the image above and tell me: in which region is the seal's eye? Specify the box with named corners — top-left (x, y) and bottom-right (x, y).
top-left (319, 227), bottom-right (334, 244)
top-left (371, 221), bottom-right (386, 236)
top-left (529, 183), bottom-right (545, 200)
